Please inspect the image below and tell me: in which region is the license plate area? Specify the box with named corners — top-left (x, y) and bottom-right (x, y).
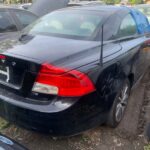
top-left (0, 65), bottom-right (10, 83)
top-left (0, 62), bottom-right (24, 88)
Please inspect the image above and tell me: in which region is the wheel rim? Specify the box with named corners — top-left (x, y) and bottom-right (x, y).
top-left (115, 83), bottom-right (129, 123)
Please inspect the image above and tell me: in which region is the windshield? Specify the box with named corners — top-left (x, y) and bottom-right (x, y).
top-left (25, 11), bottom-right (103, 40)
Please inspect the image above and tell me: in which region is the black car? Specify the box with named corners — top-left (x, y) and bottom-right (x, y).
top-left (0, 134), bottom-right (27, 150)
top-left (0, 6), bottom-right (149, 136)
top-left (0, 6), bottom-right (38, 41)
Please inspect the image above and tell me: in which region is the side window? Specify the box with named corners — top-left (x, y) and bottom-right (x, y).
top-left (0, 11), bottom-right (17, 33)
top-left (103, 15), bottom-right (121, 40)
top-left (14, 10), bottom-right (37, 28)
top-left (118, 14), bottom-right (137, 38)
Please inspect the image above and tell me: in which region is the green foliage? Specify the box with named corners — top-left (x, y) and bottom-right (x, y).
top-left (114, 0), bottom-right (121, 4)
top-left (11, 0), bottom-right (21, 3)
top-left (102, 0), bottom-right (143, 4)
top-left (129, 0), bottom-right (144, 4)
top-left (102, 0), bottom-right (121, 4)
top-left (0, 117), bottom-right (10, 130)
top-left (144, 144), bottom-right (150, 150)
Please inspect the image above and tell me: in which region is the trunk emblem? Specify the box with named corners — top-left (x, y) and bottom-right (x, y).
top-left (12, 62), bottom-right (16, 66)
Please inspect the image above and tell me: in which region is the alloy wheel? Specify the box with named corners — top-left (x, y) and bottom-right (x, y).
top-left (115, 83), bottom-right (130, 123)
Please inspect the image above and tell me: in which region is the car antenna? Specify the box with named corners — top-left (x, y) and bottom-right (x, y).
top-left (100, 24), bottom-right (104, 66)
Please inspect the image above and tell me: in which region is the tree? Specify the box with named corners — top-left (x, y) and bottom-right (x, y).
top-left (129, 0), bottom-right (144, 4)
top-left (114, 0), bottom-right (121, 4)
top-left (103, 0), bottom-right (121, 4)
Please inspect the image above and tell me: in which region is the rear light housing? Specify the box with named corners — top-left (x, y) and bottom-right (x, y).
top-left (0, 54), bottom-right (6, 59)
top-left (32, 63), bottom-right (96, 97)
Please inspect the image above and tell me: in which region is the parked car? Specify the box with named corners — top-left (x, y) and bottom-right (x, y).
top-left (29, 0), bottom-right (105, 17)
top-left (0, 6), bottom-right (149, 136)
top-left (18, 3), bottom-right (32, 10)
top-left (29, 0), bottom-right (69, 17)
top-left (0, 6), bottom-right (38, 41)
top-left (9, 3), bottom-right (32, 10)
top-left (0, 134), bottom-right (27, 150)
top-left (29, 0), bottom-right (104, 17)
top-left (135, 4), bottom-right (150, 23)
top-left (68, 0), bottom-right (105, 6)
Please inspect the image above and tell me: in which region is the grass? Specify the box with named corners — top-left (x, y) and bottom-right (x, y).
top-left (0, 117), bottom-right (9, 130)
top-left (144, 145), bottom-right (150, 150)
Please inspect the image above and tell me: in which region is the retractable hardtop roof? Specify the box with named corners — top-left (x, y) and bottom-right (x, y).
top-left (79, 6), bottom-right (150, 34)
top-left (29, 2), bottom-right (150, 34)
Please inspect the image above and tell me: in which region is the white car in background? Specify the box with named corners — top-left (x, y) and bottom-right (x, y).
top-left (18, 3), bottom-right (32, 10)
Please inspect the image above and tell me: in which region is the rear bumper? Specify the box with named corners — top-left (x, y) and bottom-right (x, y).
top-left (0, 91), bottom-right (107, 136)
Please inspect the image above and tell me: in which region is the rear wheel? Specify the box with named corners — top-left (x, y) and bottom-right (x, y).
top-left (107, 79), bottom-right (130, 127)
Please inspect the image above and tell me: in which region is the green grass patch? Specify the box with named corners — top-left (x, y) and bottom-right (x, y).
top-left (0, 117), bottom-right (10, 130)
top-left (144, 144), bottom-right (150, 150)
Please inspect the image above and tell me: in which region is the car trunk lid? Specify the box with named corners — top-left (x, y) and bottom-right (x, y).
top-left (0, 54), bottom-right (40, 91)
top-left (0, 35), bottom-right (100, 101)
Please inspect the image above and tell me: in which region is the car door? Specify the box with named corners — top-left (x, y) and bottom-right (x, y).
top-left (0, 9), bottom-right (19, 41)
top-left (10, 9), bottom-right (38, 30)
top-left (118, 14), bottom-right (147, 82)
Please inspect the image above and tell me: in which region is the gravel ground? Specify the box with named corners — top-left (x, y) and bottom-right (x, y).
top-left (0, 71), bottom-right (150, 150)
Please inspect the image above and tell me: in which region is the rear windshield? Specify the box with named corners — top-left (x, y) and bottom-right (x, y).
top-left (25, 11), bottom-right (103, 40)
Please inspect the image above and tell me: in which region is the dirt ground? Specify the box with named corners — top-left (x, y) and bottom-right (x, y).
top-left (0, 71), bottom-right (150, 150)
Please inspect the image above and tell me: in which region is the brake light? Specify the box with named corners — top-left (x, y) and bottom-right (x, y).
top-left (0, 55), bottom-right (6, 59)
top-left (32, 63), bottom-right (96, 97)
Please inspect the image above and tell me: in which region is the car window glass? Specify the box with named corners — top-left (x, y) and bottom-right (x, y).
top-left (0, 11), bottom-right (17, 33)
top-left (103, 15), bottom-right (121, 40)
top-left (26, 11), bottom-right (103, 40)
top-left (14, 11), bottom-right (37, 28)
top-left (118, 14), bottom-right (137, 38)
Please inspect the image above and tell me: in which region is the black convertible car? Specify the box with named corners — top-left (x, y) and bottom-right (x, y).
top-left (0, 6), bottom-right (149, 136)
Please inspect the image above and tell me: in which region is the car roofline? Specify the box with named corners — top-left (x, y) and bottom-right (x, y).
top-left (54, 5), bottom-right (129, 14)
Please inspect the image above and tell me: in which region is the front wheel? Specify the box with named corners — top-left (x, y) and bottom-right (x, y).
top-left (107, 79), bottom-right (131, 127)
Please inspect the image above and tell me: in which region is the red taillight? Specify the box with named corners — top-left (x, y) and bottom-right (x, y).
top-left (32, 63), bottom-right (96, 97)
top-left (0, 55), bottom-right (6, 59)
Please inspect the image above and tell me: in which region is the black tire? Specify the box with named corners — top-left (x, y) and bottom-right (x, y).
top-left (107, 79), bottom-right (131, 128)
